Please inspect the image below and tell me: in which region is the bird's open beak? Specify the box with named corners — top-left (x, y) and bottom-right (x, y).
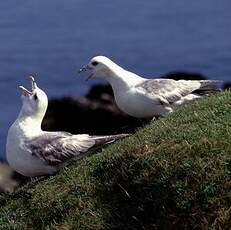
top-left (78, 65), bottom-right (94, 81)
top-left (19, 76), bottom-right (37, 97)
top-left (19, 86), bottom-right (33, 97)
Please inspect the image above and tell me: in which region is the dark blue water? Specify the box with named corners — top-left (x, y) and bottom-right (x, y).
top-left (0, 0), bottom-right (231, 160)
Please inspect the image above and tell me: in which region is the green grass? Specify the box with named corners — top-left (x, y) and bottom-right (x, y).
top-left (0, 91), bottom-right (231, 230)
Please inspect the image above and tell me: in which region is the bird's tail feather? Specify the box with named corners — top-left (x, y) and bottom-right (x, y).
top-left (195, 80), bottom-right (222, 95)
top-left (199, 80), bottom-right (222, 90)
top-left (92, 134), bottom-right (129, 146)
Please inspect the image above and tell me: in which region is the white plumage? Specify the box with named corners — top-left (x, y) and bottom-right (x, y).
top-left (79, 56), bottom-right (221, 118)
top-left (6, 76), bottom-right (128, 177)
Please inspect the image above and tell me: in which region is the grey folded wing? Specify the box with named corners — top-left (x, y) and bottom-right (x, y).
top-left (135, 79), bottom-right (220, 104)
top-left (25, 132), bottom-right (96, 166)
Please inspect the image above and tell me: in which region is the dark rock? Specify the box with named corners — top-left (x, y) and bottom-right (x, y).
top-left (42, 85), bottom-right (148, 135)
top-left (223, 82), bottom-right (231, 90)
top-left (86, 84), bottom-right (114, 100)
top-left (161, 71), bottom-right (207, 80)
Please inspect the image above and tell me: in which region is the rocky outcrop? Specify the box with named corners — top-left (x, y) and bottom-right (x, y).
top-left (42, 84), bottom-right (148, 135)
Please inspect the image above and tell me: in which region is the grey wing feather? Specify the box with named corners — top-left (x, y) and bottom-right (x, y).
top-left (25, 132), bottom-right (128, 166)
top-left (136, 79), bottom-right (221, 104)
top-left (25, 132), bottom-right (96, 166)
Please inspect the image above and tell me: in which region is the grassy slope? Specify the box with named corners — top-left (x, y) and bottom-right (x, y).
top-left (0, 91), bottom-right (230, 230)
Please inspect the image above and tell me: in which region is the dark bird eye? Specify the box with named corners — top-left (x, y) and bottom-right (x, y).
top-left (34, 94), bottom-right (38, 100)
top-left (92, 61), bottom-right (98, 66)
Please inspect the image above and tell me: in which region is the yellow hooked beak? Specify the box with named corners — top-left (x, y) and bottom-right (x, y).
top-left (78, 65), bottom-right (94, 81)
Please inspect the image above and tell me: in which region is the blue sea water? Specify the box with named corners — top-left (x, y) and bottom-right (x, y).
top-left (0, 0), bottom-right (231, 160)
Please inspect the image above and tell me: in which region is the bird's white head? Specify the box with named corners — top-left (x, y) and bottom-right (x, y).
top-left (79, 56), bottom-right (122, 81)
top-left (18, 76), bottom-right (48, 120)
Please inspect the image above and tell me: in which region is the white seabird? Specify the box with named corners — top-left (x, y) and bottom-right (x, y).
top-left (6, 76), bottom-right (128, 177)
top-left (79, 56), bottom-right (221, 118)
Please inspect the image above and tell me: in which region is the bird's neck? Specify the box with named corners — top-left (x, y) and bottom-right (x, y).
top-left (103, 66), bottom-right (145, 92)
top-left (14, 112), bottom-right (44, 138)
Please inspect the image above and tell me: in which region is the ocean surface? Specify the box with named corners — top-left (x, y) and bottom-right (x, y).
top-left (0, 0), bottom-right (230, 160)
